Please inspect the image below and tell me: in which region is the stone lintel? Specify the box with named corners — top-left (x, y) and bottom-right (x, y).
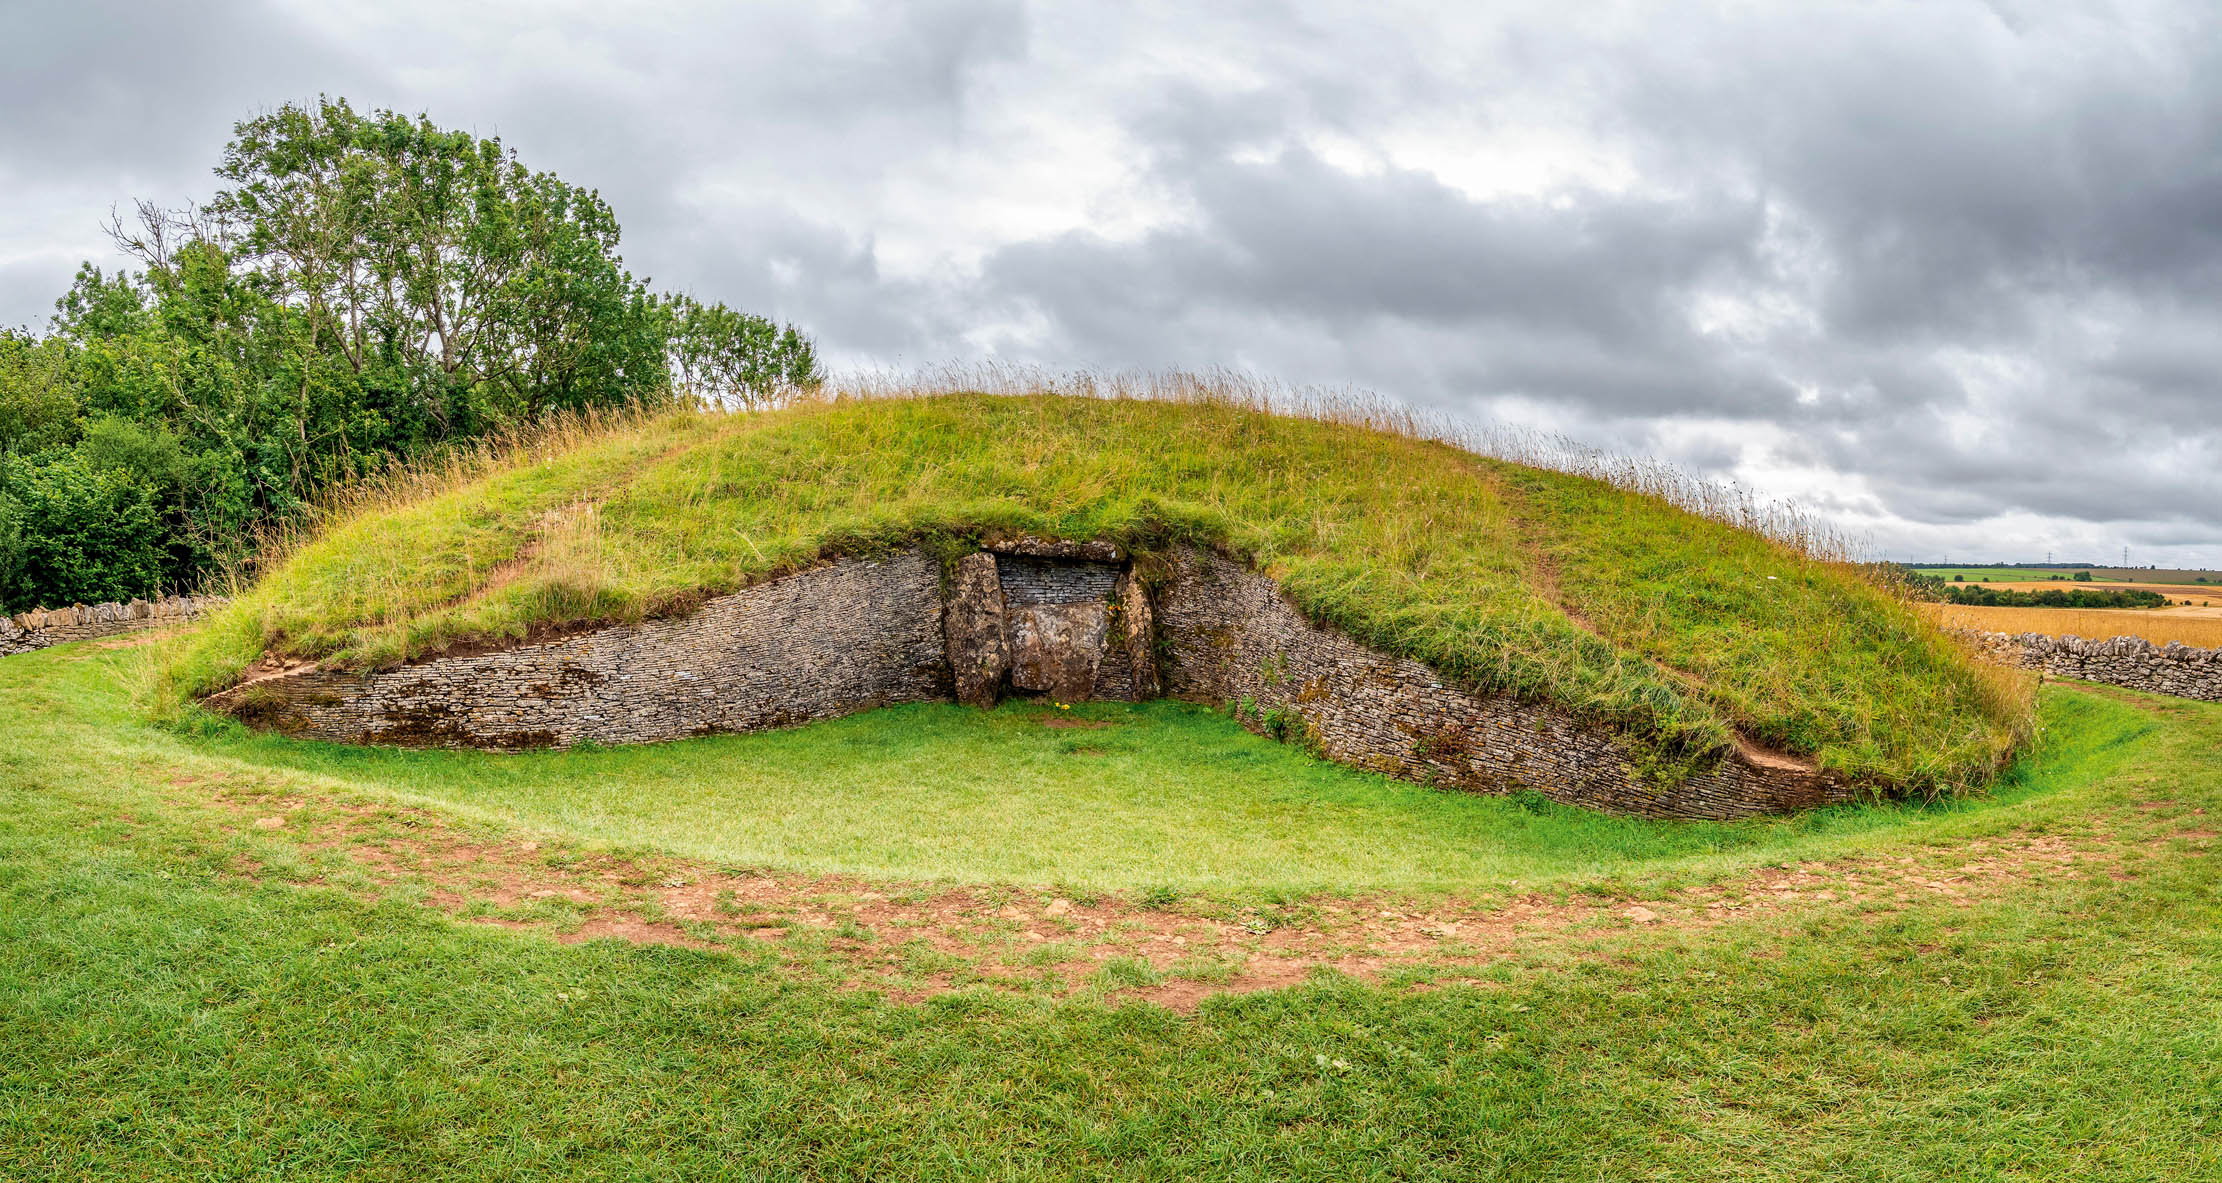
top-left (983, 534), bottom-right (1126, 563)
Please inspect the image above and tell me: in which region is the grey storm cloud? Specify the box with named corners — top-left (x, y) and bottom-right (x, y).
top-left (0, 0), bottom-right (362, 173)
top-left (1, 0), bottom-right (2216, 563)
top-left (970, 137), bottom-right (1789, 415)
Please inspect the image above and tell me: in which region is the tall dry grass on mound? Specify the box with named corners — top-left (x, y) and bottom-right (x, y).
top-left (206, 403), bottom-right (685, 602)
top-left (839, 364), bottom-right (1874, 568)
top-left (217, 365), bottom-right (1875, 601)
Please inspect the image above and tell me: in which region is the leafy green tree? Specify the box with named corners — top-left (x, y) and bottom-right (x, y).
top-left (0, 330), bottom-right (81, 455)
top-left (0, 97), bottom-right (819, 614)
top-left (210, 98), bottom-right (668, 427)
top-left (665, 293), bottom-right (822, 409)
top-left (0, 455), bottom-right (168, 610)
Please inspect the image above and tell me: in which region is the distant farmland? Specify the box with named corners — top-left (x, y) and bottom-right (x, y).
top-left (1911, 563), bottom-right (2222, 646)
top-left (1924, 602), bottom-right (2222, 648)
top-left (1911, 566), bottom-right (2222, 587)
top-left (1974, 581), bottom-right (2219, 602)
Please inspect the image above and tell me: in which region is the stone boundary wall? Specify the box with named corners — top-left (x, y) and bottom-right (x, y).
top-left (1957, 629), bottom-right (2222, 704)
top-left (212, 541), bottom-right (1865, 817)
top-left (1153, 548), bottom-right (1855, 820)
top-left (210, 554), bottom-right (948, 747)
top-left (0, 594), bottom-right (227, 657)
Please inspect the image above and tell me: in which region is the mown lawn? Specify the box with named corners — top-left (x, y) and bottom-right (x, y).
top-left (4, 641), bottom-right (2219, 1180)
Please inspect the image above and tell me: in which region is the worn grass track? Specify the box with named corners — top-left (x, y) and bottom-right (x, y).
top-left (4, 641), bottom-right (2219, 1179)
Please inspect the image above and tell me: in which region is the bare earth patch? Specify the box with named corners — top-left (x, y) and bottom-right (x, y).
top-left (171, 771), bottom-right (2154, 1012)
top-left (1035, 715), bottom-right (1118, 729)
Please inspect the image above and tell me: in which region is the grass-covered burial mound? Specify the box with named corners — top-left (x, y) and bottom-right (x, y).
top-left (158, 386), bottom-right (2032, 801)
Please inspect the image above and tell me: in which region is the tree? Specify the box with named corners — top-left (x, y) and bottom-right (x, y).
top-left (207, 98), bottom-right (670, 426)
top-left (0, 454), bottom-right (168, 610)
top-left (0, 97), bottom-right (820, 614)
top-left (0, 330), bottom-right (81, 455)
top-left (665, 294), bottom-right (821, 410)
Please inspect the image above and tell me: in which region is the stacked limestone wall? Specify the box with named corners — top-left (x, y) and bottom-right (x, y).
top-left (1153, 548), bottom-right (1855, 820)
top-left (0, 594), bottom-right (226, 656)
top-left (211, 541), bottom-right (1868, 817)
top-left (1957, 630), bottom-right (2222, 704)
top-left (209, 554), bottom-right (948, 747)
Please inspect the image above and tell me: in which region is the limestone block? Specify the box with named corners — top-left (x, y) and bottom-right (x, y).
top-left (985, 534), bottom-right (1126, 563)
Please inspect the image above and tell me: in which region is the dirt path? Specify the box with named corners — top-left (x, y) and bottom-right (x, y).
top-left (162, 765), bottom-right (2191, 1012)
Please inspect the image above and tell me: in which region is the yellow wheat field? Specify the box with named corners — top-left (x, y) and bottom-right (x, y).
top-left (1922, 603), bottom-right (2222, 648)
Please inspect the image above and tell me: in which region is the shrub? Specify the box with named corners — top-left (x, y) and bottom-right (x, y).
top-left (0, 454), bottom-right (169, 608)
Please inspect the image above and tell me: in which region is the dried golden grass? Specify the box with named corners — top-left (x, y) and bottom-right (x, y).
top-left (839, 364), bottom-right (1873, 565)
top-left (1974, 581), bottom-right (2221, 601)
top-left (1922, 603), bottom-right (2222, 649)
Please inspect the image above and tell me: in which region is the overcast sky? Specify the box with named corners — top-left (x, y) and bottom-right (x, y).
top-left (4, 0), bottom-right (2217, 565)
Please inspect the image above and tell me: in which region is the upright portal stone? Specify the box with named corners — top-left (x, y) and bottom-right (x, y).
top-left (1113, 568), bottom-right (1159, 699)
top-left (944, 552), bottom-right (1008, 707)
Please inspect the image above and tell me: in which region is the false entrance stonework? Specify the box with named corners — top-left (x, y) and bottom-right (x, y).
top-left (945, 538), bottom-right (1157, 706)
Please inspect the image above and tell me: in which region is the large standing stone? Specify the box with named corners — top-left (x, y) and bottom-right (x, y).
top-left (1113, 568), bottom-right (1160, 699)
top-left (1008, 601), bottom-right (1109, 702)
top-left (944, 552), bottom-right (1008, 707)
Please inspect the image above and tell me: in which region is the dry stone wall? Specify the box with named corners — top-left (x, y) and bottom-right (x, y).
top-left (212, 553), bottom-right (948, 747)
top-left (1958, 630), bottom-right (2222, 703)
top-left (1152, 548), bottom-right (1855, 820)
top-left (212, 539), bottom-right (1866, 817)
top-left (0, 594), bottom-right (226, 656)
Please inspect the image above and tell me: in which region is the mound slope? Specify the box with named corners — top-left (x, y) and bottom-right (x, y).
top-left (163, 392), bottom-right (2028, 799)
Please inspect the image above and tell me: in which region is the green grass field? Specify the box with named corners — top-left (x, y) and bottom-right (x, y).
top-left (1912, 567), bottom-right (2105, 583)
top-left (160, 392), bottom-right (2027, 798)
top-left (182, 681), bottom-right (2057, 899)
top-left (1911, 566), bottom-right (2222, 586)
top-left (6, 639), bottom-right (2219, 1179)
